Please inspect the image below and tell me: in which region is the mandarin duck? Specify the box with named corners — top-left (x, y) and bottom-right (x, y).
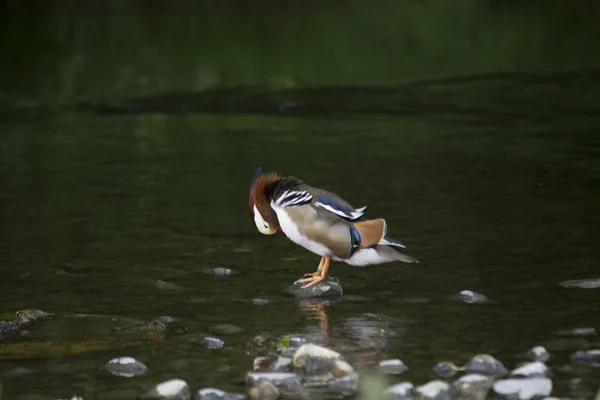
top-left (248, 167), bottom-right (419, 288)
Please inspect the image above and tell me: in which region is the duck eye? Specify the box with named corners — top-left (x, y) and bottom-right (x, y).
top-left (263, 223), bottom-right (269, 229)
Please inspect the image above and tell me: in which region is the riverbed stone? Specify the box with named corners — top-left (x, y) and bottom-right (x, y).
top-left (557, 327), bottom-right (597, 337)
top-left (570, 348), bottom-right (600, 367)
top-left (511, 361), bottom-right (548, 377)
top-left (433, 361), bottom-right (461, 378)
top-left (252, 298), bottom-right (269, 305)
top-left (210, 323), bottom-right (242, 335)
top-left (493, 377), bottom-right (552, 400)
top-left (455, 290), bottom-right (489, 304)
top-left (203, 336), bottom-right (224, 349)
top-left (284, 276), bottom-right (343, 298)
top-left (379, 359), bottom-right (408, 375)
top-left (384, 382), bottom-right (416, 400)
top-left (248, 380), bottom-right (279, 400)
top-left (466, 353), bottom-right (509, 376)
top-left (195, 388), bottom-right (246, 400)
top-left (450, 374), bottom-right (493, 400)
top-left (269, 356), bottom-right (292, 372)
top-left (154, 280), bottom-right (183, 291)
top-left (246, 372), bottom-right (303, 390)
top-left (526, 346), bottom-right (550, 362)
top-left (416, 380), bottom-right (451, 400)
top-left (291, 343), bottom-right (342, 375)
top-left (328, 374), bottom-right (359, 394)
top-left (105, 356), bottom-right (147, 378)
top-left (141, 379), bottom-right (191, 399)
top-left (558, 278), bottom-right (600, 289)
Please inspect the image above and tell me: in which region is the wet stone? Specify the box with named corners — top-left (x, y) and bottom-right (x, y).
top-left (379, 359), bottom-right (409, 375)
top-left (251, 298), bottom-right (269, 305)
top-left (511, 361), bottom-right (548, 377)
top-left (154, 280), bottom-right (184, 291)
top-left (570, 349), bottom-right (600, 367)
top-left (203, 267), bottom-right (233, 276)
top-left (284, 276), bottom-right (343, 298)
top-left (269, 356), bottom-right (292, 372)
top-left (248, 380), bottom-right (279, 400)
top-left (156, 316), bottom-right (174, 325)
top-left (455, 290), bottom-right (489, 304)
top-left (195, 388), bottom-right (246, 400)
top-left (433, 361), bottom-right (461, 378)
top-left (210, 323), bottom-right (242, 335)
top-left (558, 278), bottom-right (600, 289)
top-left (292, 343), bottom-right (342, 375)
top-left (328, 375), bottom-right (358, 394)
top-left (466, 353), bottom-right (509, 376)
top-left (493, 377), bottom-right (552, 400)
top-left (385, 382), bottom-right (416, 400)
top-left (526, 346), bottom-right (550, 362)
top-left (203, 336), bottom-right (224, 349)
top-left (558, 327), bottom-right (597, 337)
top-left (450, 374), bottom-right (493, 400)
top-left (104, 357), bottom-right (147, 378)
top-left (246, 372), bottom-right (303, 389)
top-left (416, 380), bottom-right (451, 400)
top-left (141, 378), bottom-right (191, 399)
top-left (331, 360), bottom-right (355, 378)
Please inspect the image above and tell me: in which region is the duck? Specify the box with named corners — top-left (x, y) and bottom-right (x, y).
top-left (248, 167), bottom-right (419, 288)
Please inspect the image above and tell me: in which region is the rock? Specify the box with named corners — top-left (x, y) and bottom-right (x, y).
top-left (246, 372), bottom-right (303, 390)
top-left (455, 290), bottom-right (489, 304)
top-left (156, 316), bottom-right (174, 324)
top-left (288, 336), bottom-right (307, 348)
top-left (291, 343), bottom-right (342, 375)
top-left (284, 276), bottom-right (343, 298)
top-left (526, 346), bottom-right (550, 362)
top-left (202, 267), bottom-right (233, 276)
top-left (331, 360), bottom-right (356, 378)
top-left (195, 388), bottom-right (246, 400)
top-left (379, 359), bottom-right (409, 375)
top-left (252, 298), bottom-right (269, 305)
top-left (252, 356), bottom-right (273, 372)
top-left (557, 327), bottom-right (597, 337)
top-left (269, 356), bottom-right (292, 372)
top-left (203, 336), bottom-right (224, 349)
top-left (154, 280), bottom-right (183, 291)
top-left (416, 380), bottom-right (451, 400)
top-left (210, 323), bottom-right (242, 335)
top-left (433, 361), bottom-right (461, 378)
top-left (384, 382), bottom-right (415, 399)
top-left (105, 357), bottom-right (147, 378)
top-left (511, 361), bottom-right (548, 377)
top-left (328, 375), bottom-right (359, 394)
top-left (466, 354), bottom-right (509, 376)
top-left (450, 374), bottom-right (493, 400)
top-left (248, 380), bottom-right (279, 400)
top-left (558, 278), bottom-right (600, 289)
top-left (493, 377), bottom-right (552, 400)
top-left (570, 349), bottom-right (600, 367)
top-left (141, 379), bottom-right (191, 399)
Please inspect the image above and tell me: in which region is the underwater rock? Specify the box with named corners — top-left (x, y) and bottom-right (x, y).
top-left (384, 382), bottom-right (416, 400)
top-left (570, 349), bottom-right (600, 367)
top-left (450, 374), bottom-right (494, 400)
top-left (0, 312), bottom-right (33, 340)
top-left (379, 359), bottom-right (409, 375)
top-left (202, 267), bottom-right (233, 276)
top-left (195, 388), bottom-right (246, 400)
top-left (433, 361), bottom-right (461, 378)
top-left (154, 280), bottom-right (184, 291)
top-left (248, 380), bottom-right (279, 400)
top-left (141, 379), bottom-right (191, 399)
top-left (284, 276), bottom-right (343, 298)
top-left (269, 356), bottom-right (292, 372)
top-left (493, 377), bottom-right (552, 400)
top-left (511, 361), bottom-right (548, 377)
top-left (203, 336), bottom-right (224, 349)
top-left (558, 278), bottom-right (600, 289)
top-left (251, 298), bottom-right (269, 306)
top-left (455, 290), bottom-right (489, 304)
top-left (466, 354), bottom-right (509, 376)
top-left (526, 346), bottom-right (550, 362)
top-left (557, 327), bottom-right (597, 337)
top-left (210, 323), bottom-right (242, 335)
top-left (328, 374), bottom-right (359, 394)
top-left (105, 356), bottom-right (147, 378)
top-left (246, 372), bottom-right (303, 390)
top-left (416, 380), bottom-right (451, 400)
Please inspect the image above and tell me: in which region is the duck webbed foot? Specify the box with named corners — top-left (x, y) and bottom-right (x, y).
top-left (296, 256), bottom-right (330, 288)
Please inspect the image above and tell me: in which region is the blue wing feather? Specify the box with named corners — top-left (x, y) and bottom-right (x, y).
top-left (315, 195), bottom-right (366, 221)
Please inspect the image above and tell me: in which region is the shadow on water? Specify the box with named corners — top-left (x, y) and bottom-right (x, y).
top-left (1, 1), bottom-right (600, 399)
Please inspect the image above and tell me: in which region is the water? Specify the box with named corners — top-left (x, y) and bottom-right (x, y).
top-left (1, 1), bottom-right (600, 399)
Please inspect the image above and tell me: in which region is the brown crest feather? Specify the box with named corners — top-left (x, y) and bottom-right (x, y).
top-left (249, 172), bottom-right (281, 225)
top-left (354, 219), bottom-right (387, 248)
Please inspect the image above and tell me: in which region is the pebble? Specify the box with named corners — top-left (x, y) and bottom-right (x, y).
top-left (526, 346), bottom-right (550, 362)
top-left (104, 357), bottom-right (147, 378)
top-left (141, 378), bottom-right (190, 399)
top-left (433, 361), bottom-right (461, 378)
top-left (203, 336), bottom-right (224, 349)
top-left (456, 290), bottom-right (489, 304)
top-left (493, 377), bottom-right (552, 400)
top-left (378, 359), bottom-right (409, 375)
top-left (511, 361), bottom-right (548, 377)
top-left (466, 353), bottom-right (509, 376)
top-left (384, 382), bottom-right (416, 400)
top-left (570, 349), bottom-right (600, 367)
top-left (251, 298), bottom-right (269, 305)
top-left (417, 380), bottom-right (451, 400)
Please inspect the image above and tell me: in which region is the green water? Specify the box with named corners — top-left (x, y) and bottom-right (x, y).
top-left (1, 1), bottom-right (600, 399)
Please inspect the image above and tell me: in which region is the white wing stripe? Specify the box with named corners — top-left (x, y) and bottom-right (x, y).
top-left (274, 190), bottom-right (313, 207)
top-left (315, 202), bottom-right (366, 220)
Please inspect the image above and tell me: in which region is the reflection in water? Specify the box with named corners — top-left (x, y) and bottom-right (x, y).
top-left (297, 298), bottom-right (334, 347)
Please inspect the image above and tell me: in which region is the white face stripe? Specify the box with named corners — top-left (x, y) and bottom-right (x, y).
top-left (253, 205), bottom-right (275, 235)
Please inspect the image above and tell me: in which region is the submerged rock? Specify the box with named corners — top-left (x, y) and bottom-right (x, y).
top-left (570, 349), bottom-right (600, 367)
top-left (251, 298), bottom-right (269, 306)
top-left (210, 323), bottom-right (242, 335)
top-left (558, 278), bottom-right (600, 289)
top-left (511, 361), bottom-right (548, 377)
top-left (526, 346), bottom-right (550, 362)
top-left (105, 356), bottom-right (147, 378)
top-left (284, 276), bottom-right (343, 298)
top-left (195, 388), bottom-right (246, 400)
top-left (269, 356), bottom-right (292, 372)
top-left (141, 379), bottom-right (191, 399)
top-left (248, 380), bottom-right (279, 400)
top-left (466, 354), bottom-right (509, 376)
top-left (450, 374), bottom-right (493, 400)
top-left (455, 290), bottom-right (489, 304)
top-left (384, 382), bottom-right (415, 399)
top-left (433, 361), bottom-right (461, 378)
top-left (416, 380), bottom-right (451, 400)
top-left (493, 377), bottom-right (552, 400)
top-left (154, 280), bottom-right (183, 291)
top-left (203, 337), bottom-right (224, 349)
top-left (202, 267), bottom-right (233, 276)
top-left (246, 372), bottom-right (303, 390)
top-left (557, 327), bottom-right (597, 337)
top-left (328, 374), bottom-right (359, 394)
top-left (379, 359), bottom-right (409, 375)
